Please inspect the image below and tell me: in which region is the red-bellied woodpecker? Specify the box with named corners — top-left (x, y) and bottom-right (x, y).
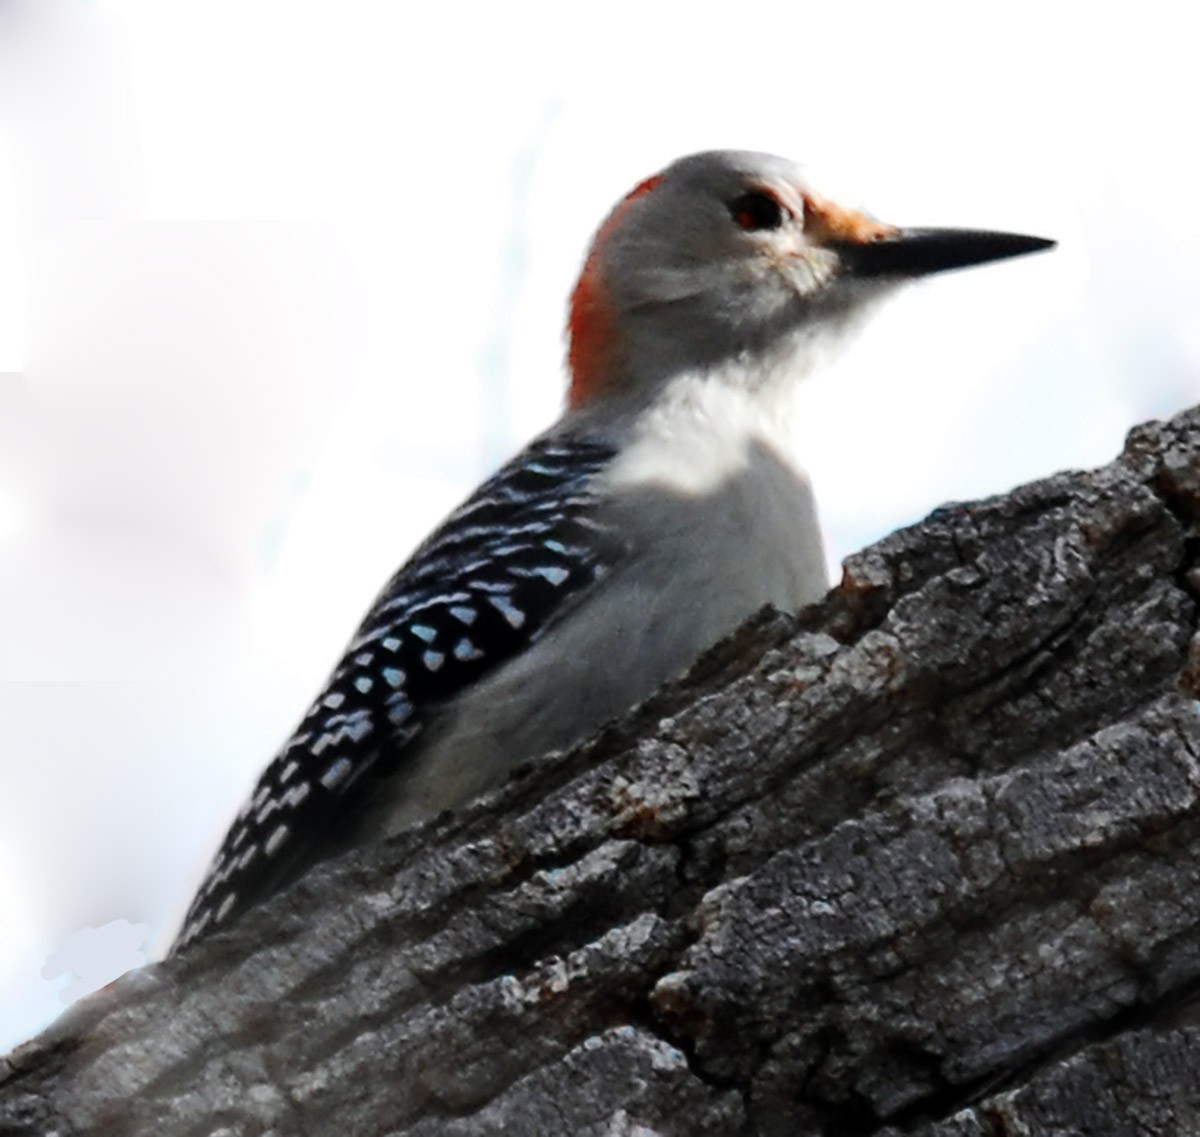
top-left (174, 150), bottom-right (1053, 951)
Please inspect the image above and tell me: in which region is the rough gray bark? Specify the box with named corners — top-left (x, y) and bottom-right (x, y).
top-left (4, 406), bottom-right (1200, 1137)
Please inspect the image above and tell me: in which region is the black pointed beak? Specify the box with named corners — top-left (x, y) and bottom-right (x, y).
top-left (838, 228), bottom-right (1056, 279)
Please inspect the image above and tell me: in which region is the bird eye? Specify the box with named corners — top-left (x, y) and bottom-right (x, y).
top-left (728, 192), bottom-right (786, 232)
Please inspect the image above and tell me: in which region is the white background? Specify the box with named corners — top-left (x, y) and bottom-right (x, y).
top-left (1, 0), bottom-right (1197, 1051)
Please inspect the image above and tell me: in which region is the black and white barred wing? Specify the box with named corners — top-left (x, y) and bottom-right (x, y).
top-left (174, 437), bottom-right (619, 950)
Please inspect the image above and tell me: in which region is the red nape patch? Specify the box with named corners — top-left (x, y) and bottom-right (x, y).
top-left (567, 174), bottom-right (663, 409)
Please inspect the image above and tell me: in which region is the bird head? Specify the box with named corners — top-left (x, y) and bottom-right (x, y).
top-left (567, 150), bottom-right (1053, 412)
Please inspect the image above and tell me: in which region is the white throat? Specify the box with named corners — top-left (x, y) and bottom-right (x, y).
top-left (601, 354), bottom-right (808, 499)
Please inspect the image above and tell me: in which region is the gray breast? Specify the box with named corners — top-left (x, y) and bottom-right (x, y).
top-left (371, 435), bottom-right (826, 835)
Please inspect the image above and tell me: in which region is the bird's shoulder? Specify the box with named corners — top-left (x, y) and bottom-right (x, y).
top-left (365, 431), bottom-right (624, 676)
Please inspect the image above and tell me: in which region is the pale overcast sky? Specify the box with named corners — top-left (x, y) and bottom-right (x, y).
top-left (1, 0), bottom-right (1197, 1050)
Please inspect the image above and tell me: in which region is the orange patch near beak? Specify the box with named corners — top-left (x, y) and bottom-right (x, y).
top-left (803, 194), bottom-right (898, 246)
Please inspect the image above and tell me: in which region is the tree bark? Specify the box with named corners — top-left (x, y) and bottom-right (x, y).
top-left (5, 406), bottom-right (1200, 1137)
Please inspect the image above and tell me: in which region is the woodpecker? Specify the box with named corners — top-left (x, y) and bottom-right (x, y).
top-left (174, 150), bottom-right (1053, 951)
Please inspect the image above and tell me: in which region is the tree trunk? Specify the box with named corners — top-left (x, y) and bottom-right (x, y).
top-left (4, 406), bottom-right (1200, 1137)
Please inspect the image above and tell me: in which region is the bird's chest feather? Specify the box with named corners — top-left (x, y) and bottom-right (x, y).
top-left (598, 371), bottom-right (827, 618)
top-left (382, 383), bottom-right (828, 830)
